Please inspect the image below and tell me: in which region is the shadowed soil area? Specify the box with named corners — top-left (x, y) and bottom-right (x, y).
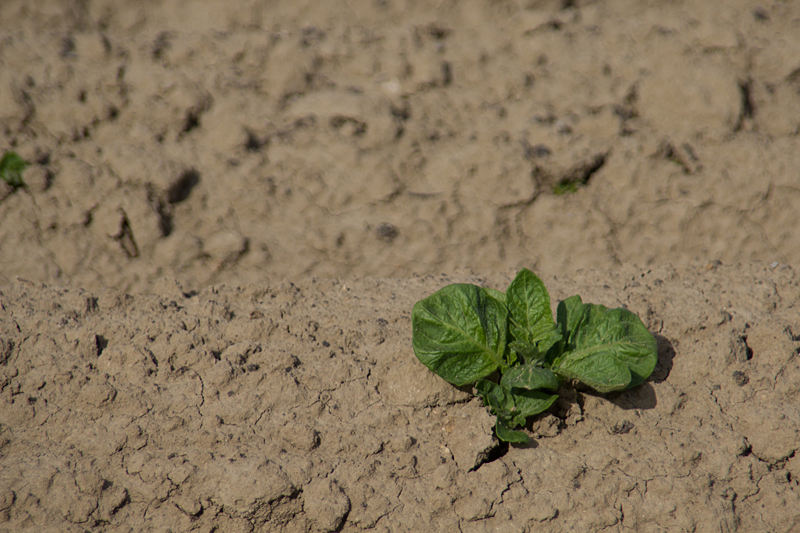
top-left (1, 1), bottom-right (799, 531)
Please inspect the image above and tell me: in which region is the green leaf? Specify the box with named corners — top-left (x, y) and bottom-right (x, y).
top-left (412, 284), bottom-right (508, 386)
top-left (0, 151), bottom-right (29, 189)
top-left (495, 418), bottom-right (530, 443)
top-left (508, 339), bottom-right (541, 363)
top-left (553, 295), bottom-right (657, 393)
top-left (476, 379), bottom-right (558, 441)
top-left (484, 287), bottom-right (506, 303)
top-left (556, 295), bottom-right (586, 341)
top-left (506, 268), bottom-right (562, 362)
top-left (483, 287), bottom-right (517, 367)
top-left (500, 363), bottom-right (561, 391)
top-left (553, 180), bottom-right (579, 195)
top-left (510, 388), bottom-right (559, 422)
top-left (476, 379), bottom-right (513, 417)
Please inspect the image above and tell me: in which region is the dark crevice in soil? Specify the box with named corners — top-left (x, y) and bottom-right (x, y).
top-left (95, 334), bottom-right (108, 356)
top-left (735, 77), bottom-right (755, 131)
top-left (390, 102), bottom-right (411, 139)
top-left (552, 151), bottom-right (609, 194)
top-left (146, 184), bottom-right (173, 237)
top-left (784, 326), bottom-right (800, 342)
top-left (470, 441), bottom-right (509, 472)
top-left (739, 439), bottom-right (752, 457)
top-left (167, 169), bottom-right (200, 204)
top-left (739, 335), bottom-right (754, 361)
top-left (152, 31), bottom-right (173, 60)
top-left (181, 110), bottom-right (201, 134)
top-left (657, 140), bottom-right (701, 174)
top-left (112, 210), bottom-right (139, 258)
top-left (245, 130), bottom-right (269, 152)
top-left (179, 97), bottom-right (212, 138)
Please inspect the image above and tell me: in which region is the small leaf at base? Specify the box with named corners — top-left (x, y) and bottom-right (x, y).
top-left (495, 418), bottom-right (530, 443)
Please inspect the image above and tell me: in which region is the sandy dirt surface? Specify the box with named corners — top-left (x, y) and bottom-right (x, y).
top-left (1, 0), bottom-right (799, 531)
top-left (2, 265), bottom-right (800, 532)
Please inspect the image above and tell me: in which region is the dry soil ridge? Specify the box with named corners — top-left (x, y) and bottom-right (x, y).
top-left (1, 262), bottom-right (799, 532)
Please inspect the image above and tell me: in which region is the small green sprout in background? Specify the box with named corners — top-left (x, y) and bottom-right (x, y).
top-left (412, 268), bottom-right (658, 443)
top-left (553, 179), bottom-right (579, 195)
top-left (0, 150), bottom-right (29, 189)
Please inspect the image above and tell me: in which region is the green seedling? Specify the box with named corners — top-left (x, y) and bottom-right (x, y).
top-left (553, 180), bottom-right (579, 195)
top-left (412, 268), bottom-right (657, 443)
top-left (0, 150), bottom-right (29, 189)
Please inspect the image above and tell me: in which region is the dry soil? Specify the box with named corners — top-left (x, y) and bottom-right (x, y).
top-left (1, 0), bottom-right (799, 532)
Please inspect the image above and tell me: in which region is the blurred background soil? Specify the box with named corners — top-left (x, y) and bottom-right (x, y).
top-left (1, 0), bottom-right (799, 292)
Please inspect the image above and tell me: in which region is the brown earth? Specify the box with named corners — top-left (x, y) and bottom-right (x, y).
top-left (1, 0), bottom-right (799, 531)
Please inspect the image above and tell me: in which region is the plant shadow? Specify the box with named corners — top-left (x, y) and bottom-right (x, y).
top-left (650, 333), bottom-right (676, 383)
top-left (606, 381), bottom-right (657, 410)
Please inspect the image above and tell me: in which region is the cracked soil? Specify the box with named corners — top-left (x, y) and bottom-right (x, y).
top-left (1, 0), bottom-right (800, 531)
